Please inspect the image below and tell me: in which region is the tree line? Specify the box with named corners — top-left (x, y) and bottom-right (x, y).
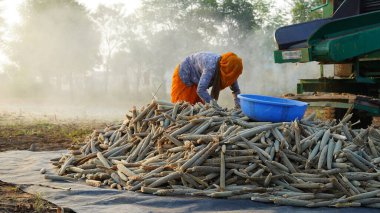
top-left (0, 0), bottom-right (322, 105)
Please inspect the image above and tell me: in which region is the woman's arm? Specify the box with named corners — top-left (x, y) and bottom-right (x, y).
top-left (196, 70), bottom-right (214, 103)
top-left (230, 81), bottom-right (241, 108)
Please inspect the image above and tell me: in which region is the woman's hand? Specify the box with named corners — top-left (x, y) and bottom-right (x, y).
top-left (210, 99), bottom-right (222, 110)
top-left (232, 93), bottom-right (241, 109)
top-left (234, 97), bottom-right (241, 109)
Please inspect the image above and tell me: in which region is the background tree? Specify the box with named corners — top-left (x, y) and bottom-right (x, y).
top-left (91, 4), bottom-right (129, 93)
top-left (7, 0), bottom-right (100, 97)
top-left (291, 0), bottom-right (323, 23)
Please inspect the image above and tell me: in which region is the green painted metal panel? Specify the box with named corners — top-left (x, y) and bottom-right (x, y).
top-left (297, 83), bottom-right (303, 94)
top-left (354, 103), bottom-right (380, 115)
top-left (297, 78), bottom-right (380, 97)
top-left (309, 11), bottom-right (380, 46)
top-left (314, 27), bottom-right (380, 62)
top-left (274, 48), bottom-right (312, 63)
top-left (308, 101), bottom-right (353, 109)
top-left (323, 0), bottom-right (334, 18)
top-left (361, 50), bottom-right (380, 60)
top-left (311, 0), bottom-right (333, 18)
top-left (299, 101), bottom-right (380, 115)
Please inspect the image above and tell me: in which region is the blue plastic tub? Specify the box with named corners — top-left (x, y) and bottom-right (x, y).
top-left (238, 94), bottom-right (308, 122)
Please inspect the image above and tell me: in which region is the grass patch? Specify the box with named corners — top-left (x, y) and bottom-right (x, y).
top-left (0, 113), bottom-right (109, 151)
top-left (0, 122), bottom-right (96, 143)
top-left (34, 192), bottom-right (50, 213)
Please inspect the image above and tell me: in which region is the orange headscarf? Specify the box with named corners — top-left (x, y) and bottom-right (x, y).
top-left (219, 52), bottom-right (243, 89)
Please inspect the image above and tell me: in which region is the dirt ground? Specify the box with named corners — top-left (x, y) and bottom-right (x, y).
top-left (0, 111), bottom-right (109, 212)
top-left (0, 180), bottom-right (61, 213)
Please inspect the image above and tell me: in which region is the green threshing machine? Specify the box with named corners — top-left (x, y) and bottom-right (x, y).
top-left (274, 0), bottom-right (380, 125)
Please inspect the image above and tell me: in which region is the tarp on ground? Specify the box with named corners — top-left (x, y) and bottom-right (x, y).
top-left (0, 150), bottom-right (377, 213)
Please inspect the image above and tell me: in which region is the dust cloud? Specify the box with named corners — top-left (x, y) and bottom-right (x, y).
top-left (0, 0), bottom-right (327, 119)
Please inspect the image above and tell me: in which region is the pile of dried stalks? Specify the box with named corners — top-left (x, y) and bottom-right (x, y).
top-left (48, 100), bottom-right (380, 208)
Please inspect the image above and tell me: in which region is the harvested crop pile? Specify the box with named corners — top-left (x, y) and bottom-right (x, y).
top-left (49, 100), bottom-right (380, 208)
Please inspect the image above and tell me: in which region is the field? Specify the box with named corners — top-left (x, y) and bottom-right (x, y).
top-left (0, 111), bottom-right (108, 212)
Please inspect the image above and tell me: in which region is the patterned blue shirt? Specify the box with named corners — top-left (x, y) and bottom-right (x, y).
top-left (179, 52), bottom-right (241, 103)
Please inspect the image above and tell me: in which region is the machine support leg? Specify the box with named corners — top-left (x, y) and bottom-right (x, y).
top-left (320, 64), bottom-right (324, 78)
